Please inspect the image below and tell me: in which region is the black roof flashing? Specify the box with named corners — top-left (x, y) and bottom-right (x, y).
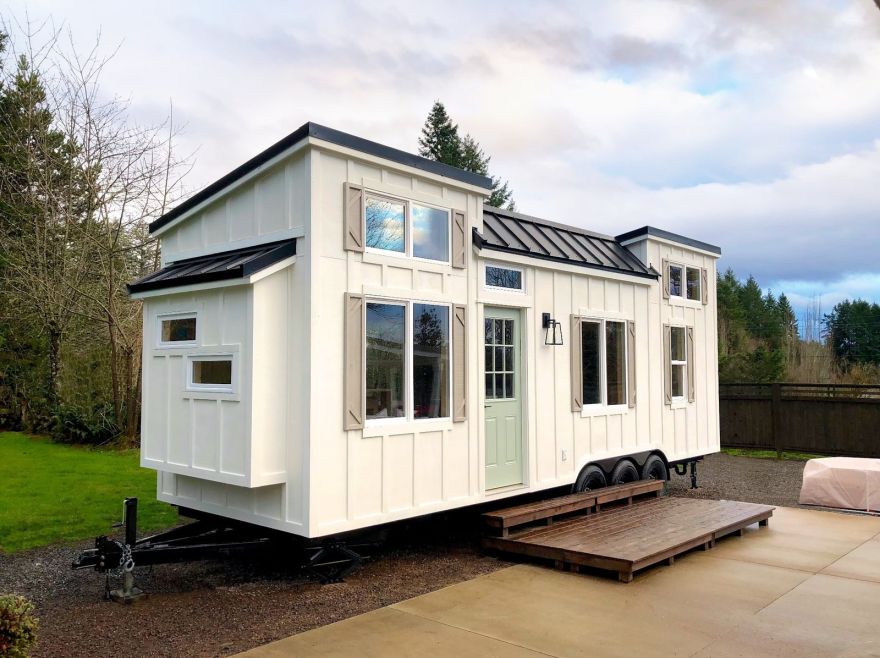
top-left (615, 226), bottom-right (721, 255)
top-left (128, 239), bottom-right (296, 294)
top-left (149, 122), bottom-right (493, 234)
top-left (475, 207), bottom-right (656, 280)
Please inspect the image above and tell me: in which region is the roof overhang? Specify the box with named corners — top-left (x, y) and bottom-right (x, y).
top-left (616, 226), bottom-right (721, 258)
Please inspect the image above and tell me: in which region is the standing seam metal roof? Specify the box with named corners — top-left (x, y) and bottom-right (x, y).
top-left (475, 207), bottom-right (656, 279)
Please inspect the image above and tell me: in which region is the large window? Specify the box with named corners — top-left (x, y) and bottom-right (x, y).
top-left (669, 326), bottom-right (687, 400)
top-left (581, 319), bottom-right (628, 409)
top-left (365, 193), bottom-right (450, 263)
top-left (668, 263), bottom-right (701, 302)
top-left (365, 300), bottom-right (450, 422)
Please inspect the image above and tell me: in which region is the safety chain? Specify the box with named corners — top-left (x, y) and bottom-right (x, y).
top-left (111, 540), bottom-right (135, 575)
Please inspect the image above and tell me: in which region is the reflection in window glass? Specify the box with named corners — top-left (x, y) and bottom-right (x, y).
top-left (581, 322), bottom-right (601, 405)
top-left (413, 304), bottom-right (449, 418)
top-left (606, 321), bottom-right (626, 406)
top-left (670, 326), bottom-right (686, 362)
top-left (365, 196), bottom-right (405, 253)
top-left (486, 266), bottom-right (523, 290)
top-left (686, 267), bottom-right (701, 301)
top-left (412, 205), bottom-right (449, 262)
top-left (669, 326), bottom-right (687, 400)
top-left (162, 317), bottom-right (196, 342)
top-left (366, 303), bottom-right (406, 419)
top-left (191, 359), bottom-right (232, 386)
top-left (669, 265), bottom-right (683, 297)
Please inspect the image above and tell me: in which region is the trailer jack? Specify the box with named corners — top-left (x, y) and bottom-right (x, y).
top-left (73, 498), bottom-right (373, 601)
top-left (672, 459), bottom-right (700, 489)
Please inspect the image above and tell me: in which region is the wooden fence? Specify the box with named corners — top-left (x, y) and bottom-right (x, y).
top-left (719, 383), bottom-right (880, 458)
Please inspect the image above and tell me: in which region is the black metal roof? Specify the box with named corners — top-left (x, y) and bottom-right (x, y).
top-left (615, 226), bottom-right (721, 255)
top-left (474, 207), bottom-right (656, 279)
top-left (149, 122), bottom-right (493, 234)
top-left (128, 239), bottom-right (296, 294)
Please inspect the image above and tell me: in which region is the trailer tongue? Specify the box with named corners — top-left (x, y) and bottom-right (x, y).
top-left (72, 498), bottom-right (370, 602)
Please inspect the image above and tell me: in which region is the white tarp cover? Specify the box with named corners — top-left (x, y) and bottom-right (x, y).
top-left (799, 457), bottom-right (880, 512)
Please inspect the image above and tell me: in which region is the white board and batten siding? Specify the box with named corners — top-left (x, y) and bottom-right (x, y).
top-left (140, 133), bottom-right (720, 539)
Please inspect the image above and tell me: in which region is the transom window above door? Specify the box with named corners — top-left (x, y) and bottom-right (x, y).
top-left (364, 193), bottom-right (450, 263)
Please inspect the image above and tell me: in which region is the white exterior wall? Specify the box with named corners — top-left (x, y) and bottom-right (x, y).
top-left (139, 138), bottom-right (719, 539)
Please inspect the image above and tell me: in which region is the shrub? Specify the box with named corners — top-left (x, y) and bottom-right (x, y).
top-left (51, 402), bottom-right (119, 445)
top-left (0, 595), bottom-right (38, 658)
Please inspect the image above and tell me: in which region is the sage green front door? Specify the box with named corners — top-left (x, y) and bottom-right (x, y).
top-left (484, 307), bottom-right (523, 490)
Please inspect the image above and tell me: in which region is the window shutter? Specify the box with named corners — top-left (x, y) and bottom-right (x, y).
top-left (663, 325), bottom-right (672, 406)
top-left (343, 183), bottom-right (364, 253)
top-left (687, 326), bottom-right (696, 403)
top-left (662, 259), bottom-right (670, 299)
top-left (627, 321), bottom-right (636, 408)
top-left (451, 209), bottom-right (466, 269)
top-left (701, 268), bottom-right (709, 306)
top-left (343, 293), bottom-right (364, 430)
top-left (571, 315), bottom-right (583, 411)
top-left (452, 304), bottom-right (467, 422)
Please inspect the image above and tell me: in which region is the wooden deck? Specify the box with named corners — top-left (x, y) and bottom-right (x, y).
top-left (483, 496), bottom-right (774, 582)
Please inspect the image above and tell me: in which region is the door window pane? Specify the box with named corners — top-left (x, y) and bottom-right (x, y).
top-left (686, 267), bottom-right (701, 301)
top-left (191, 359), bottom-right (232, 386)
top-left (162, 317), bottom-right (196, 343)
top-left (581, 322), bottom-right (601, 405)
top-left (669, 265), bottom-right (683, 297)
top-left (366, 303), bottom-right (405, 419)
top-left (670, 326), bottom-right (686, 362)
top-left (606, 321), bottom-right (627, 406)
top-left (365, 196), bottom-right (405, 253)
top-left (412, 205), bottom-right (449, 262)
top-left (413, 304), bottom-right (449, 419)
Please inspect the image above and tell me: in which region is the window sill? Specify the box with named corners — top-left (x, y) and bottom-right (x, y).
top-left (183, 391), bottom-right (240, 402)
top-left (362, 418), bottom-right (454, 437)
top-left (580, 405), bottom-right (629, 418)
top-left (670, 400), bottom-right (691, 410)
top-left (668, 296), bottom-right (703, 308)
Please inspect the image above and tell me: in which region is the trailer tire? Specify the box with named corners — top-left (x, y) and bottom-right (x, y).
top-left (573, 464), bottom-right (607, 492)
top-left (609, 460), bottom-right (639, 485)
top-left (641, 455), bottom-right (668, 481)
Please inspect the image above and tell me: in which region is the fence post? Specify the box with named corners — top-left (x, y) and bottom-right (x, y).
top-left (771, 383), bottom-right (783, 459)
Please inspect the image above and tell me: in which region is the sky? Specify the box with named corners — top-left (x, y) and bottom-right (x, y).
top-left (11, 0), bottom-right (880, 320)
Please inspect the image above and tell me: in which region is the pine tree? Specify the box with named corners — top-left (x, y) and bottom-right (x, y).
top-left (418, 101), bottom-right (461, 166)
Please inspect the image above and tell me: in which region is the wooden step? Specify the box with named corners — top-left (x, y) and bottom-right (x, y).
top-left (483, 479), bottom-right (664, 536)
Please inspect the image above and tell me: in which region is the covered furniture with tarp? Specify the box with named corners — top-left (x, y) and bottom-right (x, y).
top-left (799, 457), bottom-right (880, 512)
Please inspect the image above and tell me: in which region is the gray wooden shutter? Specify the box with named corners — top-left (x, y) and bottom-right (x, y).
top-left (571, 315), bottom-right (582, 411)
top-left (627, 321), bottom-right (636, 408)
top-left (662, 259), bottom-right (670, 299)
top-left (701, 268), bottom-right (709, 306)
top-left (663, 325), bottom-right (672, 405)
top-left (343, 183), bottom-right (364, 253)
top-left (451, 209), bottom-right (466, 269)
top-left (687, 326), bottom-right (696, 403)
top-left (343, 293), bottom-right (364, 430)
top-left (452, 304), bottom-right (467, 422)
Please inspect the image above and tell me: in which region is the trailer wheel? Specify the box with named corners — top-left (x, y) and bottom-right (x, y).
top-left (573, 464), bottom-right (607, 492)
top-left (609, 460), bottom-right (639, 485)
top-left (641, 455), bottom-right (668, 481)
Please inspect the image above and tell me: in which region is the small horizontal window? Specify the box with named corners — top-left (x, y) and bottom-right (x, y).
top-left (159, 315), bottom-right (197, 345)
top-left (485, 265), bottom-right (523, 291)
top-left (188, 356), bottom-right (234, 392)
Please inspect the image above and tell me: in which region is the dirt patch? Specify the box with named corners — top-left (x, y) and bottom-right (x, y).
top-left (1, 451), bottom-right (808, 657)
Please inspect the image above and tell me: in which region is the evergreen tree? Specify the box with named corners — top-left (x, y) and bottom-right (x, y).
top-left (824, 300), bottom-right (880, 368)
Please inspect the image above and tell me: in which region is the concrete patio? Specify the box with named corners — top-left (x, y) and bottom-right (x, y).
top-left (238, 506), bottom-right (880, 657)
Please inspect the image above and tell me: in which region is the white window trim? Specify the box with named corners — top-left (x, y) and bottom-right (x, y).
top-left (580, 318), bottom-right (629, 417)
top-left (483, 262), bottom-right (525, 294)
top-left (668, 262), bottom-right (702, 303)
top-left (363, 191), bottom-right (451, 265)
top-left (364, 297), bottom-right (453, 428)
top-left (669, 325), bottom-right (688, 403)
top-left (186, 353), bottom-right (237, 394)
top-left (156, 312), bottom-right (198, 348)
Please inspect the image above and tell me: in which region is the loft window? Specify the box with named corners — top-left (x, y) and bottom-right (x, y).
top-left (187, 356), bottom-right (234, 393)
top-left (158, 314), bottom-right (197, 346)
top-left (365, 300), bottom-right (450, 423)
top-left (364, 193), bottom-right (450, 263)
top-left (581, 319), bottom-right (628, 409)
top-left (668, 263), bottom-right (702, 302)
top-left (485, 265), bottom-right (523, 291)
top-left (669, 326), bottom-right (687, 400)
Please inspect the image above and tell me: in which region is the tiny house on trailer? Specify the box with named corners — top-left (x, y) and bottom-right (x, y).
top-left (129, 122), bottom-right (721, 540)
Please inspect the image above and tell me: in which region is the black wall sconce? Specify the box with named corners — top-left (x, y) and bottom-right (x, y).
top-left (542, 313), bottom-right (563, 346)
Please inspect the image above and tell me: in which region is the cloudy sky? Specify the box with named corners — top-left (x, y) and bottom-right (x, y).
top-left (16, 0), bottom-right (880, 318)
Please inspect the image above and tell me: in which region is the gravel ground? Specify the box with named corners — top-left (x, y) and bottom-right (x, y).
top-left (1, 451), bottom-right (809, 657)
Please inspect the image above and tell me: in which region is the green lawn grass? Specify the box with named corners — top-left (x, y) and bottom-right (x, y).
top-left (722, 447), bottom-right (828, 461)
top-left (0, 431), bottom-right (177, 553)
